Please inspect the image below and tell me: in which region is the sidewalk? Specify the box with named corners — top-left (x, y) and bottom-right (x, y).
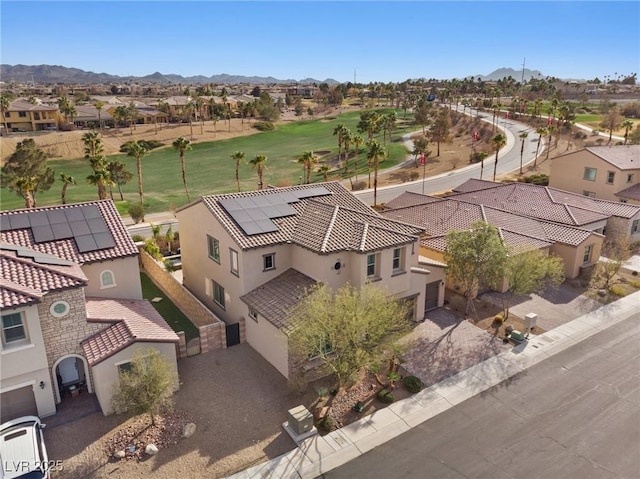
top-left (226, 290), bottom-right (640, 479)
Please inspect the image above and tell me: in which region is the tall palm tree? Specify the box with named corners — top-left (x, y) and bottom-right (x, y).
top-left (185, 100), bottom-right (195, 137)
top-left (113, 105), bottom-right (128, 132)
top-left (318, 164), bottom-right (331, 182)
top-left (342, 129), bottom-right (352, 175)
top-left (478, 152), bottom-right (488, 180)
top-left (333, 123), bottom-right (345, 169)
top-left (86, 168), bottom-right (113, 201)
top-left (534, 127), bottom-right (547, 168)
top-left (82, 130), bottom-right (109, 199)
top-left (546, 126), bottom-right (556, 160)
top-left (352, 135), bottom-right (364, 182)
top-left (127, 102), bottom-right (138, 135)
top-left (0, 93), bottom-right (11, 134)
top-left (59, 173), bottom-right (76, 204)
top-left (94, 101), bottom-right (105, 129)
top-left (367, 139), bottom-right (386, 206)
top-left (195, 96), bottom-right (205, 135)
top-left (125, 141), bottom-right (149, 206)
top-left (491, 133), bottom-right (507, 181)
top-left (230, 151), bottom-right (246, 192)
top-left (250, 154), bottom-right (268, 190)
top-left (622, 118), bottom-right (635, 145)
top-left (172, 136), bottom-right (192, 201)
top-left (298, 151), bottom-right (318, 184)
top-left (518, 131), bottom-right (529, 174)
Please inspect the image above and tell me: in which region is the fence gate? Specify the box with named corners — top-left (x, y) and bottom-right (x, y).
top-left (226, 323), bottom-right (241, 347)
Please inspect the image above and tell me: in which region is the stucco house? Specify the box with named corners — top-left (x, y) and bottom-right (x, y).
top-left (176, 182), bottom-right (443, 378)
top-left (549, 145), bottom-right (640, 204)
top-left (0, 200), bottom-right (178, 421)
top-left (2, 99), bottom-right (58, 132)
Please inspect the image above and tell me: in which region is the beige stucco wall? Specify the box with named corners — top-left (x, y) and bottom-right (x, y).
top-left (550, 235), bottom-right (603, 279)
top-left (550, 150), bottom-right (640, 202)
top-left (91, 341), bottom-right (179, 416)
top-left (82, 256), bottom-right (143, 300)
top-left (244, 308), bottom-right (290, 378)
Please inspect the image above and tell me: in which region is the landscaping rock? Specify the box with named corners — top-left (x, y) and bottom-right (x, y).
top-left (182, 422), bottom-right (196, 438)
top-left (114, 450), bottom-right (126, 459)
top-left (597, 289), bottom-right (607, 297)
top-left (145, 444), bottom-right (159, 456)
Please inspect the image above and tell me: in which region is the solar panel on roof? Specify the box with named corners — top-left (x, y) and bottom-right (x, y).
top-left (28, 211), bottom-right (49, 226)
top-left (274, 204), bottom-right (297, 216)
top-left (245, 207), bottom-right (265, 221)
top-left (294, 186), bottom-right (331, 199)
top-left (93, 232), bottom-right (116, 249)
top-left (254, 219), bottom-right (279, 233)
top-left (260, 205), bottom-right (280, 218)
top-left (276, 191), bottom-right (299, 203)
top-left (87, 217), bottom-right (108, 233)
top-left (229, 210), bottom-right (252, 223)
top-left (8, 214), bottom-right (31, 230)
top-left (75, 234), bottom-right (98, 253)
top-left (51, 222), bottom-right (73, 240)
top-left (69, 220), bottom-right (91, 236)
top-left (238, 221), bottom-right (264, 235)
top-left (251, 196), bottom-right (271, 208)
top-left (81, 205), bottom-right (101, 219)
top-left (47, 210), bottom-right (68, 224)
top-left (218, 198), bottom-right (243, 212)
top-left (31, 253), bottom-right (73, 266)
top-left (64, 208), bottom-right (85, 222)
top-left (32, 225), bottom-right (55, 242)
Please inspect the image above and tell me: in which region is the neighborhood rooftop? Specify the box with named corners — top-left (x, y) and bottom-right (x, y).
top-left (581, 145), bottom-right (640, 170)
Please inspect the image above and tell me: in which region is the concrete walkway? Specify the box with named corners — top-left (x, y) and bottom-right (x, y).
top-left (226, 291), bottom-right (640, 479)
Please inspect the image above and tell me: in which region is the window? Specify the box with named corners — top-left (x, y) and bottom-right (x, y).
top-left (2, 312), bottom-right (27, 344)
top-left (632, 219), bottom-right (639, 234)
top-left (34, 113), bottom-right (40, 120)
top-left (207, 235), bottom-right (220, 263)
top-left (367, 253), bottom-right (380, 279)
top-left (99, 270), bottom-right (116, 289)
top-left (309, 338), bottom-right (333, 360)
top-left (392, 247), bottom-right (405, 273)
top-left (230, 249), bottom-right (239, 276)
top-left (213, 281), bottom-right (225, 309)
top-left (3, 112), bottom-right (9, 118)
top-left (583, 191), bottom-right (596, 198)
top-left (583, 167), bottom-right (597, 181)
top-left (50, 301), bottom-right (70, 318)
top-left (583, 244), bottom-right (593, 264)
top-left (607, 171), bottom-right (615, 184)
top-left (18, 111), bottom-right (26, 118)
top-left (248, 308), bottom-right (258, 322)
top-left (263, 253), bottom-right (275, 271)
top-left (627, 174), bottom-right (634, 183)
top-left (117, 361), bottom-right (132, 375)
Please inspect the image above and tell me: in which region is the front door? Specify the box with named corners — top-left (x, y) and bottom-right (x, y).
top-left (425, 281), bottom-right (440, 312)
top-left (58, 357), bottom-right (79, 385)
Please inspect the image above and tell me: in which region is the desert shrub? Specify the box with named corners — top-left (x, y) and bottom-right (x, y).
top-left (119, 139), bottom-right (163, 153)
top-left (131, 234), bottom-right (144, 242)
top-left (352, 180), bottom-right (367, 191)
top-left (609, 285), bottom-right (627, 297)
top-left (164, 259), bottom-right (177, 272)
top-left (628, 279), bottom-right (640, 289)
top-left (493, 314), bottom-right (504, 325)
top-left (128, 203), bottom-right (145, 224)
top-left (520, 174), bottom-right (549, 186)
top-left (253, 121), bottom-right (275, 131)
top-left (402, 375), bottom-right (424, 394)
top-left (409, 171), bottom-right (420, 181)
top-left (316, 414), bottom-right (334, 432)
top-left (377, 389), bottom-right (394, 404)
top-left (143, 239), bottom-right (162, 260)
top-left (573, 131), bottom-right (587, 140)
top-left (469, 151), bottom-right (487, 164)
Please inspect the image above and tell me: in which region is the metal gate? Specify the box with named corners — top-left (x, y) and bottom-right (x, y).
top-left (226, 323), bottom-right (240, 347)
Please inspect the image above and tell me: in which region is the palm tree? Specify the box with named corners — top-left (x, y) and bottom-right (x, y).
top-left (623, 118), bottom-right (635, 145)
top-left (0, 93), bottom-right (11, 134)
top-left (546, 126), bottom-right (556, 160)
top-left (342, 129), bottom-right (352, 175)
top-left (156, 100), bottom-right (170, 128)
top-left (318, 164), bottom-right (331, 182)
top-left (491, 133), bottom-right (507, 181)
top-left (172, 137), bottom-right (192, 201)
top-left (106, 160), bottom-right (133, 201)
top-left (367, 139), bottom-right (386, 206)
top-left (86, 168), bottom-right (113, 201)
top-left (230, 151), bottom-right (246, 192)
top-left (352, 135), bottom-right (364, 182)
top-left (127, 102), bottom-right (138, 135)
top-left (185, 101), bottom-right (195, 137)
top-left (94, 101), bottom-right (105, 129)
top-left (534, 127), bottom-right (547, 167)
top-left (113, 105), bottom-right (128, 132)
top-left (82, 130), bottom-right (109, 199)
top-left (125, 141), bottom-right (149, 206)
top-left (518, 131), bottom-right (529, 174)
top-left (195, 96), bottom-right (205, 135)
top-left (250, 154), bottom-right (268, 190)
top-left (298, 151), bottom-right (318, 184)
top-left (478, 152), bottom-right (489, 180)
top-left (333, 123), bottom-right (345, 169)
top-left (59, 173), bottom-right (76, 204)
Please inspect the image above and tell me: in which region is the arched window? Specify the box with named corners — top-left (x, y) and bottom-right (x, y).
top-left (100, 270), bottom-right (116, 289)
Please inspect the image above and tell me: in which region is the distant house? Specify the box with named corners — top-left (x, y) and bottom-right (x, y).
top-left (3, 100), bottom-right (58, 132)
top-left (176, 182), bottom-right (441, 378)
top-left (549, 146), bottom-right (640, 204)
top-left (0, 200), bottom-right (179, 421)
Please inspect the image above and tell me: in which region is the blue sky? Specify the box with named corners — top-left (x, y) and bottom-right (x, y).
top-left (2, 1), bottom-right (638, 83)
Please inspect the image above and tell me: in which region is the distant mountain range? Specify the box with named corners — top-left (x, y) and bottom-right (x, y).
top-left (473, 67), bottom-right (546, 82)
top-left (0, 64), bottom-right (339, 85)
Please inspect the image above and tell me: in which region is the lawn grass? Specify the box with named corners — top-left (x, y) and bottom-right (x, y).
top-left (140, 272), bottom-right (199, 340)
top-left (1, 109), bottom-right (413, 213)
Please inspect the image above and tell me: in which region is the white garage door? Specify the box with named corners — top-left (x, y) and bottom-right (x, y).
top-left (1, 386), bottom-right (37, 422)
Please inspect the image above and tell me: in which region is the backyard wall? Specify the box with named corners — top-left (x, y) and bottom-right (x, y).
top-left (139, 249), bottom-right (228, 353)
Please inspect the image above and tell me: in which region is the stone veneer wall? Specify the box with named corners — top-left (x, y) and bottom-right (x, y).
top-left (605, 216), bottom-right (634, 244)
top-left (38, 288), bottom-right (105, 398)
top-left (139, 249), bottom-right (229, 353)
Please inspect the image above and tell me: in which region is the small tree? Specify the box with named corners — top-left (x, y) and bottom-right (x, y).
top-left (288, 283), bottom-right (412, 390)
top-left (1, 139), bottom-right (54, 208)
top-left (444, 222), bottom-right (508, 317)
top-left (111, 348), bottom-right (176, 426)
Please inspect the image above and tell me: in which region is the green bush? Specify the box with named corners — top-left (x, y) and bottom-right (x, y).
top-left (119, 139), bottom-right (164, 153)
top-left (377, 389), bottom-right (394, 404)
top-left (493, 314), bottom-right (504, 324)
top-left (352, 180), bottom-right (367, 191)
top-left (253, 121), bottom-right (275, 131)
top-left (316, 414), bottom-right (334, 432)
top-left (609, 285), bottom-right (627, 297)
top-left (628, 279), bottom-right (640, 289)
top-left (402, 375), bottom-right (424, 394)
top-left (143, 239), bottom-right (162, 260)
top-left (128, 203), bottom-right (145, 224)
top-left (131, 234), bottom-right (145, 242)
top-left (520, 174), bottom-right (549, 186)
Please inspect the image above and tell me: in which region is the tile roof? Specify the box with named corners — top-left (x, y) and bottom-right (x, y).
top-left (190, 182), bottom-right (422, 253)
top-left (383, 191), bottom-right (442, 210)
top-left (240, 268), bottom-right (317, 331)
top-left (8, 100), bottom-right (58, 112)
top-left (615, 183), bottom-right (640, 202)
top-left (81, 298), bottom-right (179, 366)
top-left (585, 145), bottom-right (640, 170)
top-left (0, 244), bottom-right (87, 308)
top-left (0, 200), bottom-right (138, 265)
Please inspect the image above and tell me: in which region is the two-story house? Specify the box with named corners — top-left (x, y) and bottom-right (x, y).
top-left (549, 145), bottom-right (640, 203)
top-left (0, 200), bottom-right (179, 421)
top-left (176, 182), bottom-right (443, 378)
top-left (3, 100), bottom-right (58, 132)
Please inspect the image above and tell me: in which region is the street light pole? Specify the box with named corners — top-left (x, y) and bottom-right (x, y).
top-left (420, 153), bottom-right (426, 195)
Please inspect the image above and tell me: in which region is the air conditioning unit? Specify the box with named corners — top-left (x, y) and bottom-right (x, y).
top-left (287, 405), bottom-right (313, 435)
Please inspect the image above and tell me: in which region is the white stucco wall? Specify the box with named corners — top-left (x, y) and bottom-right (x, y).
top-left (82, 256), bottom-right (143, 299)
top-left (244, 308), bottom-right (290, 378)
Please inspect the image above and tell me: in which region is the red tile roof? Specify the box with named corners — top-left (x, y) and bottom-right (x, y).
top-left (585, 145), bottom-right (640, 170)
top-left (81, 298), bottom-right (179, 366)
top-left (0, 244), bottom-right (87, 308)
top-left (615, 183), bottom-right (640, 202)
top-left (0, 200), bottom-right (138, 265)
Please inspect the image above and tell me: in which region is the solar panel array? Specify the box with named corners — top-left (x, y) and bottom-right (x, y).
top-left (0, 205), bottom-right (116, 253)
top-left (219, 187), bottom-right (332, 236)
top-left (0, 243), bottom-right (74, 266)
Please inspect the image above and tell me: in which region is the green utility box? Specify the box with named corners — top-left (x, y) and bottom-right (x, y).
top-left (510, 330), bottom-right (525, 342)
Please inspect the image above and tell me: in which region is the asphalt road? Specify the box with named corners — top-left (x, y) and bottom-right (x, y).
top-left (323, 313), bottom-right (640, 479)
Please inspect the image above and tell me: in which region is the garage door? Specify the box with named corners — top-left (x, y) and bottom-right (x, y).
top-left (1, 386), bottom-right (37, 423)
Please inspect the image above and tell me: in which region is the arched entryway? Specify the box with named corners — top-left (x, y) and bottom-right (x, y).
top-left (52, 355), bottom-right (92, 404)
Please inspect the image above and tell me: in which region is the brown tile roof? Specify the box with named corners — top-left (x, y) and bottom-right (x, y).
top-left (585, 145), bottom-right (640, 170)
top-left (615, 183), bottom-right (640, 202)
top-left (81, 298), bottom-right (179, 366)
top-left (0, 244), bottom-right (87, 308)
top-left (383, 191), bottom-right (442, 210)
top-left (190, 182), bottom-right (422, 253)
top-left (8, 100), bottom-right (58, 112)
top-left (240, 268), bottom-right (317, 331)
top-left (0, 200), bottom-right (138, 265)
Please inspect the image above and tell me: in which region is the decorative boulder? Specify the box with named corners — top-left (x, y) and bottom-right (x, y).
top-left (182, 422), bottom-right (197, 438)
top-left (114, 450), bottom-right (126, 459)
top-left (145, 444), bottom-right (159, 456)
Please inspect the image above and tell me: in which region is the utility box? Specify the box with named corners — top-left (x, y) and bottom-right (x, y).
top-left (510, 330), bottom-right (525, 342)
top-left (524, 313), bottom-right (538, 331)
top-left (287, 405), bottom-right (313, 435)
